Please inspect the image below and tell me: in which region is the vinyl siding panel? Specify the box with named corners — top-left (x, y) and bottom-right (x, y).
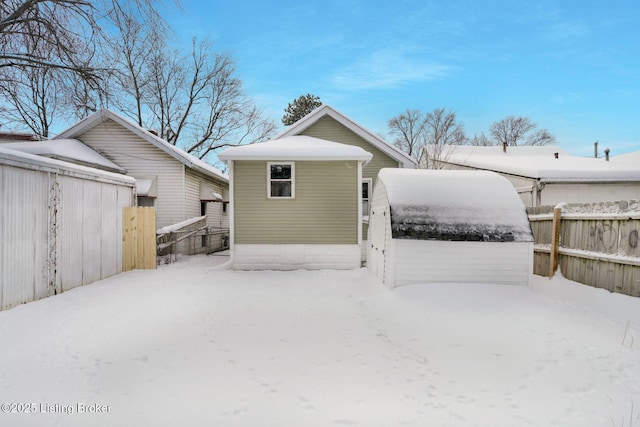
top-left (185, 171), bottom-right (201, 219)
top-left (393, 240), bottom-right (533, 286)
top-left (76, 119), bottom-right (185, 228)
top-left (185, 169), bottom-right (228, 229)
top-left (0, 166), bottom-right (49, 309)
top-left (300, 116), bottom-right (400, 182)
top-left (234, 160), bottom-right (358, 244)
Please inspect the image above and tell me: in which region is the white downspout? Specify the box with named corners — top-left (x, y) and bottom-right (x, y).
top-left (228, 161), bottom-right (235, 267)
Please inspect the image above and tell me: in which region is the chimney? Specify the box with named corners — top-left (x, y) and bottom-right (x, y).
top-left (604, 148), bottom-right (610, 161)
top-left (594, 141), bottom-right (598, 158)
top-left (554, 152), bottom-right (559, 159)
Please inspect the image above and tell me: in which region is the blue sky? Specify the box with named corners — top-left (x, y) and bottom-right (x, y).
top-left (168, 0), bottom-right (640, 157)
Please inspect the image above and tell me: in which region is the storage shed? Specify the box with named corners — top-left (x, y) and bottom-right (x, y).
top-left (0, 147), bottom-right (135, 310)
top-left (368, 169), bottom-right (534, 287)
top-left (219, 136), bottom-right (372, 270)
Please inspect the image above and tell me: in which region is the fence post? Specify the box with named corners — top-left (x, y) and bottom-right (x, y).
top-left (549, 206), bottom-right (562, 277)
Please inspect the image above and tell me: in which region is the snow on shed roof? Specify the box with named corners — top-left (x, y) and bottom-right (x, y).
top-left (435, 145), bottom-right (640, 182)
top-left (0, 139), bottom-right (126, 174)
top-left (0, 146), bottom-right (135, 186)
top-left (377, 168), bottom-right (533, 242)
top-left (218, 135), bottom-right (373, 164)
top-left (55, 109), bottom-right (228, 183)
top-left (275, 105), bottom-right (416, 168)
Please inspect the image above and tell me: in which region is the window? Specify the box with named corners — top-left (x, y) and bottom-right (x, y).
top-left (362, 178), bottom-right (372, 215)
top-left (200, 202), bottom-right (207, 216)
top-left (222, 202), bottom-right (228, 215)
top-left (268, 162), bottom-right (295, 198)
top-left (137, 197), bottom-right (155, 207)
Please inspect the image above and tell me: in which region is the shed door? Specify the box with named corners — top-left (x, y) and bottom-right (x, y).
top-left (369, 206), bottom-right (387, 281)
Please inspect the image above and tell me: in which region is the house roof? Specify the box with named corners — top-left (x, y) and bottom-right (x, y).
top-left (377, 168), bottom-right (533, 242)
top-left (55, 109), bottom-right (229, 184)
top-left (611, 150), bottom-right (640, 164)
top-left (0, 146), bottom-right (135, 187)
top-left (218, 135), bottom-right (373, 164)
top-left (433, 145), bottom-right (640, 182)
top-left (275, 105), bottom-right (416, 168)
top-left (0, 139), bottom-right (126, 174)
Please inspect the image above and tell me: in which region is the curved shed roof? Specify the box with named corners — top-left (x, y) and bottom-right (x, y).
top-left (377, 168), bottom-right (533, 242)
top-left (218, 135), bottom-right (373, 164)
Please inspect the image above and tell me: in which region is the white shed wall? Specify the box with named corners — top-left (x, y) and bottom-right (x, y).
top-left (392, 240), bottom-right (533, 287)
top-left (0, 155), bottom-right (134, 310)
top-left (367, 180), bottom-right (393, 284)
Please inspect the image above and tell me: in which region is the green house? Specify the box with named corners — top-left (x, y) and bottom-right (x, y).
top-left (219, 135), bottom-right (372, 270)
top-left (274, 105), bottom-right (417, 260)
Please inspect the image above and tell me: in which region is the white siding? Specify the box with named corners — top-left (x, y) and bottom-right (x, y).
top-left (77, 119), bottom-right (185, 228)
top-left (367, 181), bottom-right (392, 284)
top-left (541, 183), bottom-right (640, 206)
top-left (233, 244), bottom-right (361, 270)
top-left (0, 166), bottom-right (49, 309)
top-left (393, 240), bottom-right (533, 287)
top-left (0, 154), bottom-right (134, 310)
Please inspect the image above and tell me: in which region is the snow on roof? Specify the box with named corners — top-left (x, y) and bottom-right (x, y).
top-left (377, 168), bottom-right (533, 242)
top-left (0, 139), bottom-right (126, 174)
top-left (0, 146), bottom-right (135, 186)
top-left (435, 145), bottom-right (640, 181)
top-left (610, 150), bottom-right (640, 164)
top-left (218, 135), bottom-right (373, 164)
top-left (275, 105), bottom-right (416, 168)
top-left (55, 109), bottom-right (228, 183)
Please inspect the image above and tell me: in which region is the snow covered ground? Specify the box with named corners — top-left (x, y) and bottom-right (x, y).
top-left (1, 254), bottom-right (639, 427)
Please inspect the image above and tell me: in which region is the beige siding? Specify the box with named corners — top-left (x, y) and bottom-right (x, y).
top-left (234, 161), bottom-right (358, 244)
top-left (300, 116), bottom-right (400, 182)
top-left (76, 119), bottom-right (185, 228)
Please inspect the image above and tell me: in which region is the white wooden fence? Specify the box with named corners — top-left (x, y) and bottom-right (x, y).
top-left (0, 148), bottom-right (135, 311)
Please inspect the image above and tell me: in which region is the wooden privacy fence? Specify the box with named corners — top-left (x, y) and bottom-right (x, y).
top-left (527, 200), bottom-right (640, 297)
top-left (123, 207), bottom-right (157, 271)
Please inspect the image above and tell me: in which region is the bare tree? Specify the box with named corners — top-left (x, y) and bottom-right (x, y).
top-left (422, 108), bottom-right (466, 169)
top-left (489, 116), bottom-right (555, 146)
top-left (469, 132), bottom-right (492, 146)
top-left (387, 109), bottom-right (427, 161)
top-left (104, 1), bottom-right (161, 126)
top-left (142, 38), bottom-right (275, 161)
top-left (0, 0), bottom-right (170, 131)
top-left (0, 0), bottom-right (98, 78)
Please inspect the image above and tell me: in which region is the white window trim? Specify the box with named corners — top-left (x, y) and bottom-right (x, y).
top-left (362, 177), bottom-right (372, 216)
top-left (267, 162), bottom-right (295, 199)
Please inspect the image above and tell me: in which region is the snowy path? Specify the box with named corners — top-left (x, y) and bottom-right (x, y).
top-left (0, 255), bottom-right (639, 426)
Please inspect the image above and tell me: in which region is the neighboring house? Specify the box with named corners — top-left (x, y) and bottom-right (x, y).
top-left (0, 146), bottom-right (135, 310)
top-left (218, 136), bottom-right (372, 270)
top-left (425, 145), bottom-right (640, 207)
top-left (54, 110), bottom-right (230, 244)
top-left (368, 169), bottom-right (534, 287)
top-left (275, 105), bottom-right (417, 255)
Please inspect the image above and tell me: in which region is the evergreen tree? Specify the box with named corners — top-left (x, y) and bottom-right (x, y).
top-left (282, 94), bottom-right (322, 125)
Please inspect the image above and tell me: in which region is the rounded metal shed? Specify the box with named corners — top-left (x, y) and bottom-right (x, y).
top-left (367, 169), bottom-right (534, 288)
